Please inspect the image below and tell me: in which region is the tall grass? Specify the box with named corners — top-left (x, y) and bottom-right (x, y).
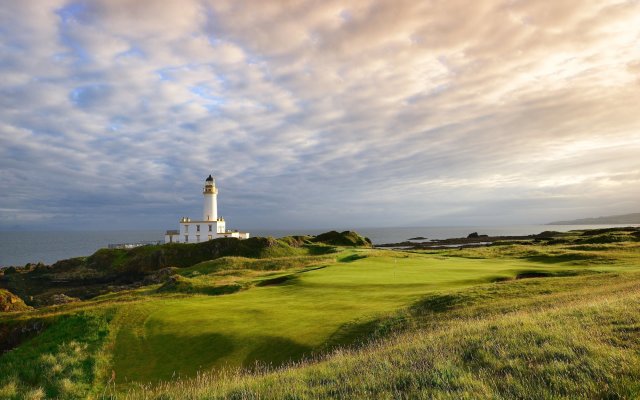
top-left (0, 311), bottom-right (112, 399)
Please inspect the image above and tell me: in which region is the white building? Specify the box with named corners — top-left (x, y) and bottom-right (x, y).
top-left (164, 175), bottom-right (250, 243)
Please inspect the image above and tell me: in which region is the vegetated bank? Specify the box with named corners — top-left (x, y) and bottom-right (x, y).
top-left (0, 228), bottom-right (639, 399)
top-left (0, 231), bottom-right (370, 306)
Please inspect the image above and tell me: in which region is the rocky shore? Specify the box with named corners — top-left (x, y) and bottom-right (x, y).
top-left (376, 230), bottom-right (562, 250)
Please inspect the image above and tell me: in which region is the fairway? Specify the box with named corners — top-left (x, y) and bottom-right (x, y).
top-left (111, 249), bottom-right (600, 383)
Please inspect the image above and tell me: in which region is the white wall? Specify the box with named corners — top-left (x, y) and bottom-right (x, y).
top-left (178, 221), bottom-right (224, 243)
top-left (203, 193), bottom-right (218, 221)
top-left (165, 222), bottom-right (249, 243)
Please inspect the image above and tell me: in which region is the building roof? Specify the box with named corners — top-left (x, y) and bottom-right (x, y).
top-left (206, 174), bottom-right (214, 181)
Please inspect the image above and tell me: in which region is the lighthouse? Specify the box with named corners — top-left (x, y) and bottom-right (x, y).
top-left (203, 174), bottom-right (218, 221)
top-left (164, 174), bottom-right (250, 243)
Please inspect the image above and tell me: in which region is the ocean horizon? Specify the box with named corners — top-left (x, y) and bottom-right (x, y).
top-left (1, 224), bottom-right (638, 267)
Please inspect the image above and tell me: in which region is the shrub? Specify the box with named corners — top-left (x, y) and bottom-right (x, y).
top-left (312, 231), bottom-right (372, 247)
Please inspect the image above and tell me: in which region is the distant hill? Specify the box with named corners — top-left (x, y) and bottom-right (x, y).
top-left (548, 213), bottom-right (640, 225)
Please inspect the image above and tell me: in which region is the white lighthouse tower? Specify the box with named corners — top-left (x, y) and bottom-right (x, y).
top-left (164, 174), bottom-right (250, 243)
top-left (203, 174), bottom-right (218, 221)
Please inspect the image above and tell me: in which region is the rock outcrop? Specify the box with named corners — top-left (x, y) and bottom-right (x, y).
top-left (0, 289), bottom-right (31, 312)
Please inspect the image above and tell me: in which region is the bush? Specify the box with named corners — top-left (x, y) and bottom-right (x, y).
top-left (312, 231), bottom-right (372, 247)
top-left (577, 234), bottom-right (630, 244)
top-left (157, 275), bottom-right (244, 296)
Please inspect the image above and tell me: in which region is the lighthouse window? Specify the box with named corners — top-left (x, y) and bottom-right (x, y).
top-left (208, 225), bottom-right (212, 232)
top-left (184, 225), bottom-right (189, 233)
top-left (196, 225), bottom-right (200, 232)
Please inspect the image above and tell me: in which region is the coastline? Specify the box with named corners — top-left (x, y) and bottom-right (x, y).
top-left (2, 224), bottom-right (639, 268)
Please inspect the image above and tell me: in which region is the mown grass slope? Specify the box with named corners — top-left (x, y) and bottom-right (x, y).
top-left (111, 250), bottom-right (548, 384)
top-left (128, 270), bottom-right (640, 399)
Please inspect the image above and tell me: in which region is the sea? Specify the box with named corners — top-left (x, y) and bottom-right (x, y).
top-left (0, 224), bottom-right (638, 268)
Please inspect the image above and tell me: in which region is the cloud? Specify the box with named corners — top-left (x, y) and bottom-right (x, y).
top-left (0, 0), bottom-right (639, 231)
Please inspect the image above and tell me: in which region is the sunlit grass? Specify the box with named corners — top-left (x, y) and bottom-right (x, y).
top-left (123, 271), bottom-right (640, 399)
top-left (108, 249), bottom-right (595, 384)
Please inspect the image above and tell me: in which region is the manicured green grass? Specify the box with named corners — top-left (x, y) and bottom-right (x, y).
top-left (108, 247), bottom-right (632, 384)
top-left (125, 271), bottom-right (640, 399)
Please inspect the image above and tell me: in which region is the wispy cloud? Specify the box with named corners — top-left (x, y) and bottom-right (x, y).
top-left (1, 0), bottom-right (639, 230)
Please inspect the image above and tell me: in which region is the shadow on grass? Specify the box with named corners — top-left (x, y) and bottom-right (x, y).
top-left (306, 245), bottom-right (339, 255)
top-left (523, 253), bottom-right (606, 264)
top-left (242, 335), bottom-right (313, 369)
top-left (338, 253), bottom-right (368, 263)
top-left (321, 311), bottom-right (419, 354)
top-left (515, 269), bottom-right (600, 280)
top-left (321, 318), bottom-right (391, 352)
top-left (115, 331), bottom-right (236, 383)
top-left (256, 274), bottom-right (299, 287)
top-left (412, 292), bottom-right (476, 314)
top-left (157, 276), bottom-right (244, 296)
top-left (515, 271), bottom-right (553, 279)
top-left (255, 265), bottom-right (328, 287)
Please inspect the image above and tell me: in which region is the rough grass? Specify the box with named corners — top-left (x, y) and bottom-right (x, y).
top-left (435, 241), bottom-right (640, 268)
top-left (155, 255), bottom-right (338, 296)
top-left (86, 236), bottom-right (310, 274)
top-left (0, 311), bottom-right (112, 400)
top-left (157, 275), bottom-right (246, 296)
top-left (180, 254), bottom-right (336, 276)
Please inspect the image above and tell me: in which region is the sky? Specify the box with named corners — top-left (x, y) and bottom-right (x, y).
top-left (1, 0), bottom-right (639, 231)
